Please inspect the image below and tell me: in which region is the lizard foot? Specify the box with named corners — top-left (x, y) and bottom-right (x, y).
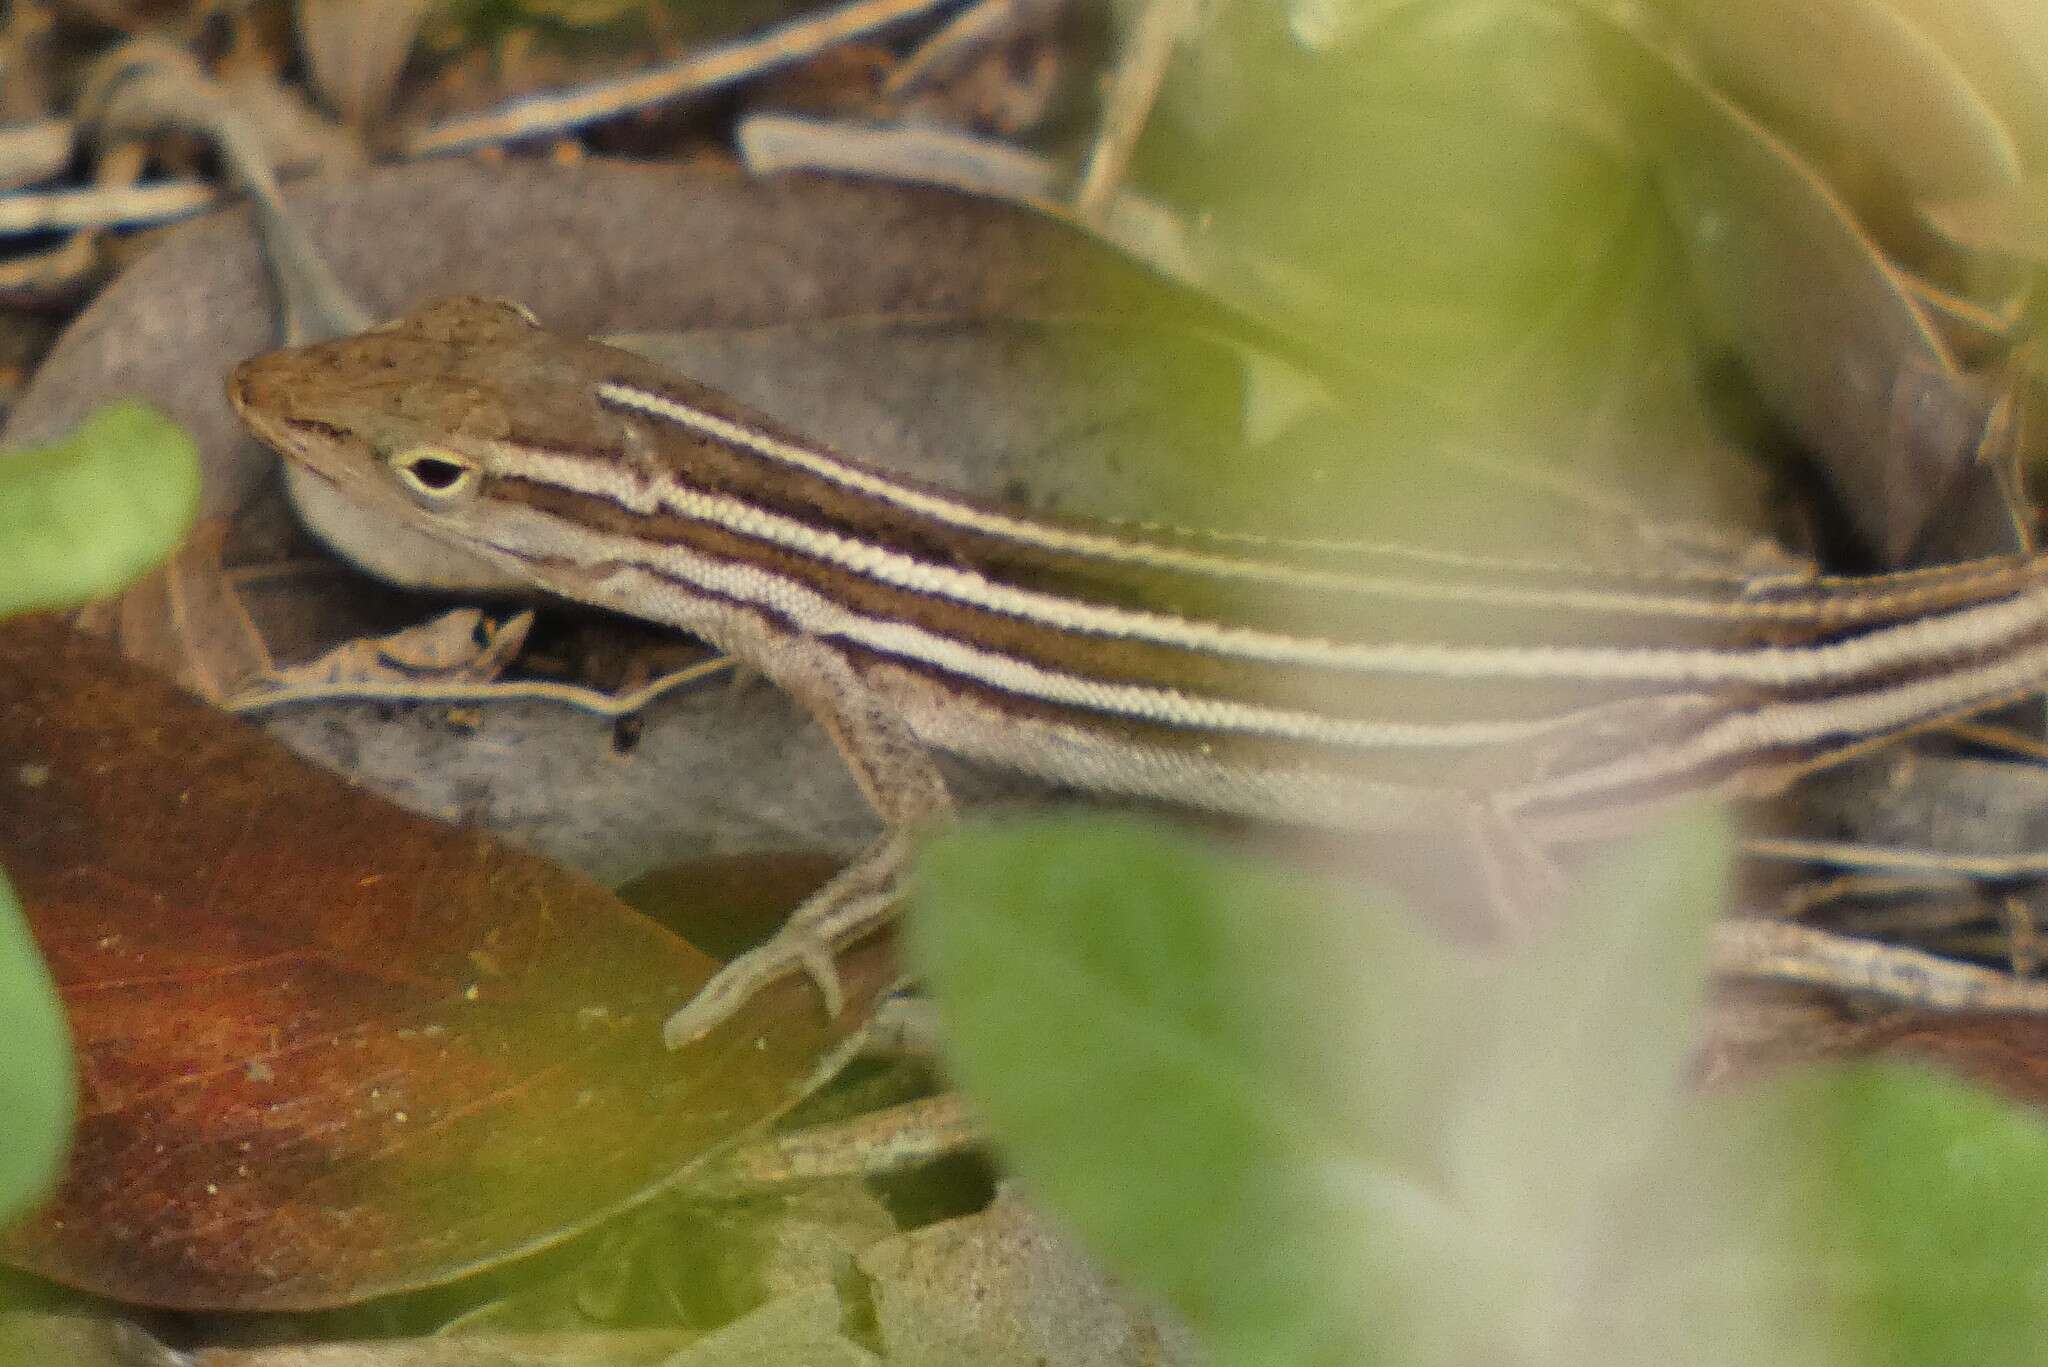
top-left (663, 834), bottom-right (910, 1047)
top-left (663, 930), bottom-right (845, 1048)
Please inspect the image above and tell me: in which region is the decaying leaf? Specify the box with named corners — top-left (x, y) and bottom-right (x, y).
top-left (0, 615), bottom-right (891, 1310)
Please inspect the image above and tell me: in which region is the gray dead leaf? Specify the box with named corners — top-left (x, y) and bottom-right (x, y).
top-left (857, 1187), bottom-right (1203, 1367)
top-left (259, 650), bottom-right (907, 881)
top-left (4, 161), bottom-right (1190, 881)
top-left (1789, 753), bottom-right (2048, 861)
top-left (615, 316), bottom-right (1247, 529)
top-left (2, 160), bottom-right (1196, 514)
top-left (1762, 752), bottom-right (2048, 976)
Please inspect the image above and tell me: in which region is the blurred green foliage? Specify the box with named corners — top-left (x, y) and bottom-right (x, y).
top-left (1814, 1065), bottom-right (2048, 1364)
top-left (1100, 0), bottom-right (2048, 557)
top-left (0, 878), bottom-right (70, 1236)
top-left (0, 402), bottom-right (201, 621)
top-left (0, 401), bottom-right (199, 1229)
top-left (907, 5), bottom-right (2048, 1362)
top-left (914, 812), bottom-right (2048, 1364)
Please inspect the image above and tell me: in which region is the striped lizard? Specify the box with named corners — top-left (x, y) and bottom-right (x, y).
top-left (228, 295), bottom-right (2048, 1044)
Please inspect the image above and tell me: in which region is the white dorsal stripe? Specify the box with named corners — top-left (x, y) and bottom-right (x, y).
top-left (1515, 633), bottom-right (2048, 816)
top-left (598, 382), bottom-right (1446, 577)
top-left (494, 442), bottom-right (2048, 688)
top-left (596, 382), bottom-right (1914, 623)
top-left (477, 501), bottom-right (1640, 749)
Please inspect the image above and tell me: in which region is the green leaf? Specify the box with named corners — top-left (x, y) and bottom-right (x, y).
top-left (1926, 180), bottom-right (2048, 265)
top-left (1135, 1), bottom-right (1650, 388)
top-left (910, 812), bottom-right (1745, 1366)
top-left (913, 803), bottom-right (2048, 1363)
top-left (0, 401), bottom-right (200, 619)
top-left (1813, 1063), bottom-right (2048, 1365)
top-left (0, 872), bottom-right (70, 1228)
top-left (1614, 1059), bottom-right (2048, 1365)
top-left (0, 400), bottom-right (197, 1231)
top-left (910, 817), bottom-right (1417, 1365)
top-left (1107, 0), bottom-right (1779, 556)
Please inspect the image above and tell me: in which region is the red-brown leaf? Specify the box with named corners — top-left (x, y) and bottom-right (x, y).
top-left (0, 615), bottom-right (888, 1310)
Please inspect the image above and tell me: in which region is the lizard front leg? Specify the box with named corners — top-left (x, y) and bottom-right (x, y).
top-left (664, 623), bottom-right (952, 1047)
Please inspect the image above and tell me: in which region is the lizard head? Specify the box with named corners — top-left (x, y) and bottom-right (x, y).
top-left (228, 296), bottom-right (590, 590)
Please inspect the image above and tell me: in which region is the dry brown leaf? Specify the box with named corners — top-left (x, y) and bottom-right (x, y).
top-left (1856, 1011), bottom-right (2048, 1108)
top-left (78, 516), bottom-right (276, 703)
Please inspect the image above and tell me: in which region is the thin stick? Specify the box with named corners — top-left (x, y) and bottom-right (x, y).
top-left (403, 0), bottom-right (962, 157)
top-left (228, 654), bottom-right (737, 720)
top-left (886, 0), bottom-right (1063, 94)
top-left (1073, 0), bottom-right (1199, 220)
top-left (1714, 918), bottom-right (2048, 1012)
top-left (1743, 834), bottom-right (2048, 882)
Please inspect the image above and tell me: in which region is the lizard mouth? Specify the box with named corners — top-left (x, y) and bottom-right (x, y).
top-left (273, 417), bottom-right (351, 460)
top-left (226, 359), bottom-right (301, 453)
top-left (227, 361), bottom-right (360, 490)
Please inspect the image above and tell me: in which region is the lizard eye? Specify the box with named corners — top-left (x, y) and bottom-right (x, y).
top-left (389, 446), bottom-right (481, 506)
